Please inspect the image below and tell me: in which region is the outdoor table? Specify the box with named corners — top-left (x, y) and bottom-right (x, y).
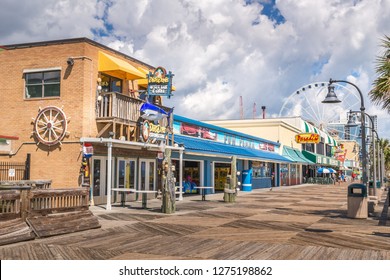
top-left (194, 186), bottom-right (214, 201)
top-left (111, 188), bottom-right (157, 208)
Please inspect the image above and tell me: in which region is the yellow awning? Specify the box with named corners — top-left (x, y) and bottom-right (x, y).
top-left (98, 52), bottom-right (146, 80)
top-left (136, 67), bottom-right (176, 91)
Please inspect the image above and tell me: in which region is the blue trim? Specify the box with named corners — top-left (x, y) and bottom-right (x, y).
top-left (173, 135), bottom-right (292, 162)
top-left (174, 115), bottom-right (280, 147)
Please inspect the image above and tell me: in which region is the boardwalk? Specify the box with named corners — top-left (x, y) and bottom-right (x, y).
top-left (0, 183), bottom-right (389, 260)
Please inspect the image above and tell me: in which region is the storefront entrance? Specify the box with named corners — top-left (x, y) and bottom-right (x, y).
top-left (117, 158), bottom-right (137, 189)
top-left (91, 156), bottom-right (108, 205)
top-left (139, 159), bottom-right (156, 191)
top-left (214, 162), bottom-right (230, 191)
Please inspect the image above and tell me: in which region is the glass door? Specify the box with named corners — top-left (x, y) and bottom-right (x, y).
top-left (139, 159), bottom-right (156, 191)
top-left (117, 158), bottom-right (137, 189)
top-left (91, 156), bottom-right (108, 205)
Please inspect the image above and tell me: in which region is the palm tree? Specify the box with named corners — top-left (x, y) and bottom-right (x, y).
top-left (378, 138), bottom-right (390, 177)
top-left (369, 35), bottom-right (390, 111)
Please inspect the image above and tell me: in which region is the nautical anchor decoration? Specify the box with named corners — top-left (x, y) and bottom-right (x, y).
top-left (32, 106), bottom-right (70, 146)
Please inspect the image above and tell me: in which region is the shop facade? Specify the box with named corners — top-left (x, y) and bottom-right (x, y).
top-left (0, 38), bottom-right (178, 206)
top-left (171, 116), bottom-right (292, 191)
top-left (206, 117), bottom-right (341, 185)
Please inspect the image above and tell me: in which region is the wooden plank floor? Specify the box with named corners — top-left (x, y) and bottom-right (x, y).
top-left (0, 183), bottom-right (389, 260)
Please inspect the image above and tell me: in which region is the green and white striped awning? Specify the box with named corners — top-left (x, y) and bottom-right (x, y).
top-left (301, 121), bottom-right (337, 146)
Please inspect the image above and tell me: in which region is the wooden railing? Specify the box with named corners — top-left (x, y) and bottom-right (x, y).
top-left (96, 91), bottom-right (171, 126)
top-left (0, 189), bottom-right (22, 220)
top-left (0, 180), bottom-right (52, 189)
top-left (96, 92), bottom-right (143, 123)
top-left (0, 186), bottom-right (90, 221)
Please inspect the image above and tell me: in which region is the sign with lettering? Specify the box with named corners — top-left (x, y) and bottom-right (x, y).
top-left (295, 133), bottom-right (320, 144)
top-left (147, 66), bottom-right (174, 98)
top-left (140, 120), bottom-right (167, 143)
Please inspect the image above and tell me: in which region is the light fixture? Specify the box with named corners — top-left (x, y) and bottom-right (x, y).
top-left (322, 85), bottom-right (341, 103)
top-left (67, 57), bottom-right (74, 66)
top-left (345, 111), bottom-right (358, 128)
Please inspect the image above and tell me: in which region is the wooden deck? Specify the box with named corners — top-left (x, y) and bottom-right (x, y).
top-left (0, 183), bottom-right (389, 260)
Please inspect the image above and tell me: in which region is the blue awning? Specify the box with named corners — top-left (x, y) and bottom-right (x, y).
top-left (173, 135), bottom-right (292, 162)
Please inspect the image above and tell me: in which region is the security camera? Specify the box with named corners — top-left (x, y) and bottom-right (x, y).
top-left (67, 58), bottom-right (74, 66)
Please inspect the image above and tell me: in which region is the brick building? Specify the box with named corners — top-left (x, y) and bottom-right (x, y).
top-left (0, 38), bottom-right (176, 205)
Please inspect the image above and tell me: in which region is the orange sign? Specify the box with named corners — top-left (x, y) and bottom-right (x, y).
top-left (295, 133), bottom-right (320, 144)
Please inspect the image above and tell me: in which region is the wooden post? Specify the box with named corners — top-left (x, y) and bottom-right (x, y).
top-left (224, 156), bottom-right (237, 203)
top-left (161, 148), bottom-right (175, 214)
top-left (20, 186), bottom-right (31, 221)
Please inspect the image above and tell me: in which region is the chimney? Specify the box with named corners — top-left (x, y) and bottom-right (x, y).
top-left (261, 106), bottom-right (266, 119)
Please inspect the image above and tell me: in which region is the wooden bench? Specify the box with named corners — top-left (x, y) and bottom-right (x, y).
top-left (0, 218), bottom-right (35, 246)
top-left (0, 186), bottom-right (101, 242)
top-left (26, 210), bottom-right (100, 238)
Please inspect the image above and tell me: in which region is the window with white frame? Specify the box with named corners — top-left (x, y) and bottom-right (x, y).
top-left (25, 70), bottom-right (61, 98)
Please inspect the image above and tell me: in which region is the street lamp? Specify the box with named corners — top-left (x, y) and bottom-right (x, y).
top-left (346, 110), bottom-right (378, 196)
top-left (322, 79), bottom-right (368, 187)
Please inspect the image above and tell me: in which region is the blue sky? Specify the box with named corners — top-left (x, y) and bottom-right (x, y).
top-left (1, 0), bottom-right (390, 138)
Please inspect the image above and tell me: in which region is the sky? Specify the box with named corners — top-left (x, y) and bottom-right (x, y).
top-left (1, 0), bottom-right (390, 139)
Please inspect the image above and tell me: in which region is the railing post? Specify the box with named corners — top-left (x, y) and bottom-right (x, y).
top-left (20, 186), bottom-right (31, 221)
top-left (24, 153), bottom-right (31, 180)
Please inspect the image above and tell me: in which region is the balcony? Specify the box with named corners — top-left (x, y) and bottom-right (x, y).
top-left (96, 92), bottom-right (171, 141)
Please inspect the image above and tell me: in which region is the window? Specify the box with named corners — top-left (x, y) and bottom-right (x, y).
top-left (100, 73), bottom-right (122, 93)
top-left (252, 161), bottom-right (272, 178)
top-left (25, 70), bottom-right (60, 98)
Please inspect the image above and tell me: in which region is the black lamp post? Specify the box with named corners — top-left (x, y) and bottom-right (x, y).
top-left (322, 79), bottom-right (368, 187)
top-left (346, 110), bottom-right (378, 195)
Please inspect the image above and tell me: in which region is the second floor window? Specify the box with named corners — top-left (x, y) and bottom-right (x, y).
top-left (100, 73), bottom-right (122, 93)
top-left (25, 70), bottom-right (61, 98)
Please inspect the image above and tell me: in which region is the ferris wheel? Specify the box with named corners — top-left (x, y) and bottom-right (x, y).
top-left (278, 81), bottom-right (362, 140)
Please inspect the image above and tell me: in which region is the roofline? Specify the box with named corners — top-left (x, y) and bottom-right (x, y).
top-left (2, 37), bottom-right (155, 69)
top-left (174, 115), bottom-right (281, 146)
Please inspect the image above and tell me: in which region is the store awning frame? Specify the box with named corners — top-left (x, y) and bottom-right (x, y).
top-left (98, 51), bottom-right (146, 80)
top-left (173, 135), bottom-right (292, 163)
top-left (283, 146), bottom-right (315, 164)
top-left (301, 120), bottom-right (338, 147)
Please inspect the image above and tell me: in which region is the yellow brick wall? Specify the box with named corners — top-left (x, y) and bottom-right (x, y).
top-left (0, 40), bottom-right (151, 188)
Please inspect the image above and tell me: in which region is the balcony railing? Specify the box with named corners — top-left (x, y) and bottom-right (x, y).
top-left (96, 92), bottom-right (143, 124)
top-left (96, 91), bottom-right (171, 127)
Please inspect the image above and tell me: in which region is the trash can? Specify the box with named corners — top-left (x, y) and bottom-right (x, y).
top-left (368, 181), bottom-right (374, 196)
top-left (347, 183), bottom-right (368, 219)
top-left (241, 169), bottom-right (252, 192)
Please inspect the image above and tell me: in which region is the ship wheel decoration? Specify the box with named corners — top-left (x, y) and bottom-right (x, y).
top-left (32, 106), bottom-right (70, 146)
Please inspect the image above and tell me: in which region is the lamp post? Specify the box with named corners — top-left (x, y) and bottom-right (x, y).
top-left (346, 110), bottom-right (378, 196)
top-left (322, 79), bottom-right (368, 187)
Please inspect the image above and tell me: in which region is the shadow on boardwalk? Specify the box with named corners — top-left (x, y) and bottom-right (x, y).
top-left (0, 183), bottom-right (389, 260)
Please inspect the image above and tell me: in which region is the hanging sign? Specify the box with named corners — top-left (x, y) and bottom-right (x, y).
top-left (295, 133), bottom-right (320, 144)
top-left (140, 120), bottom-right (167, 143)
top-left (82, 143), bottom-right (94, 158)
top-left (147, 66), bottom-right (174, 98)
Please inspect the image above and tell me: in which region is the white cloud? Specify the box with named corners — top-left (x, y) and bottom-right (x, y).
top-left (1, 0), bottom-right (390, 138)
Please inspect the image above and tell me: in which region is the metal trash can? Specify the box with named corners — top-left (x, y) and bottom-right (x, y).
top-left (347, 183), bottom-right (368, 219)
